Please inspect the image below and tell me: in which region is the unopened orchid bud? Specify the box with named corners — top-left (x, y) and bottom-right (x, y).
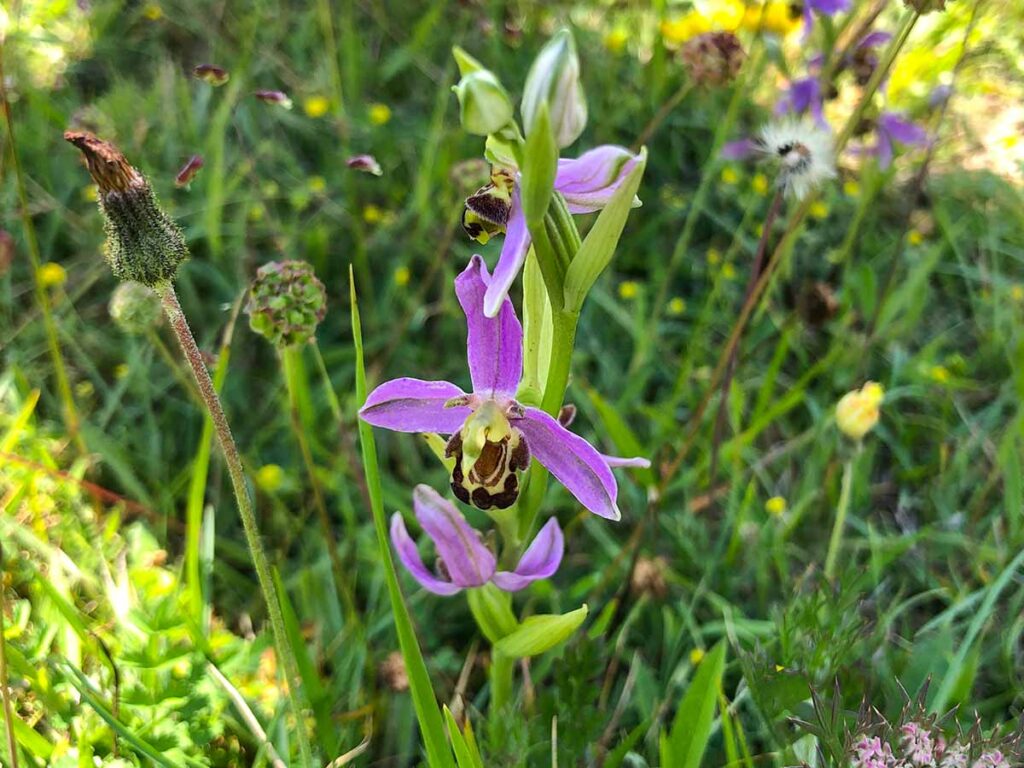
top-left (193, 64), bottom-right (229, 86)
top-left (246, 260), bottom-right (327, 347)
top-left (835, 382), bottom-right (884, 440)
top-left (65, 131), bottom-right (188, 287)
top-left (254, 90), bottom-right (293, 110)
top-left (452, 68), bottom-right (514, 137)
top-left (174, 155), bottom-right (203, 187)
top-left (346, 154), bottom-right (383, 176)
top-left (109, 281), bottom-right (163, 334)
top-left (521, 29), bottom-right (587, 148)
top-left (680, 31), bottom-right (745, 87)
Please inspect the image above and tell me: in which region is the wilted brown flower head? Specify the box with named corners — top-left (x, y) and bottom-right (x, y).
top-left (631, 556), bottom-right (669, 599)
top-left (64, 130), bottom-right (188, 287)
top-left (680, 32), bottom-right (745, 87)
top-left (379, 651), bottom-right (409, 692)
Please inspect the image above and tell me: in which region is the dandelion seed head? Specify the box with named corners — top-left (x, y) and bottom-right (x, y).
top-left (757, 117), bottom-right (836, 200)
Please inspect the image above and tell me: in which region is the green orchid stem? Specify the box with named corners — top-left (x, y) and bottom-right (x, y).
top-left (490, 652), bottom-right (515, 722)
top-left (281, 345), bottom-right (359, 627)
top-left (156, 284), bottom-right (315, 767)
top-left (824, 446), bottom-right (860, 581)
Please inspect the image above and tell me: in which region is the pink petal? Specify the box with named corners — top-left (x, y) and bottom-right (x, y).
top-left (493, 517), bottom-right (564, 591)
top-left (555, 145), bottom-right (642, 214)
top-left (360, 378), bottom-right (470, 434)
top-left (390, 513), bottom-right (462, 596)
top-left (483, 195), bottom-right (532, 320)
top-left (457, 255), bottom-right (524, 396)
top-left (413, 485), bottom-right (496, 588)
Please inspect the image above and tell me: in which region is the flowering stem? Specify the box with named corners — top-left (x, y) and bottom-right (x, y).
top-left (155, 284), bottom-right (314, 767)
top-left (490, 652), bottom-right (515, 723)
top-left (824, 447), bottom-right (858, 581)
top-left (0, 543), bottom-right (19, 768)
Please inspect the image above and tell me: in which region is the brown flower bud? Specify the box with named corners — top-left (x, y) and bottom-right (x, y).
top-left (379, 651), bottom-right (409, 692)
top-left (65, 131), bottom-right (188, 287)
top-left (630, 556), bottom-right (668, 600)
top-left (680, 32), bottom-right (745, 87)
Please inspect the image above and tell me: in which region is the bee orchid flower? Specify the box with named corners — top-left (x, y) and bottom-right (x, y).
top-left (462, 146), bottom-right (643, 317)
top-left (391, 485), bottom-right (564, 595)
top-left (360, 255), bottom-right (627, 520)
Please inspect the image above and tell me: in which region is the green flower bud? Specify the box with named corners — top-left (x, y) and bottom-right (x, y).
top-left (521, 29), bottom-right (588, 149)
top-left (452, 69), bottom-right (515, 137)
top-left (246, 260), bottom-right (327, 348)
top-left (109, 282), bottom-right (163, 334)
top-left (65, 131), bottom-right (188, 288)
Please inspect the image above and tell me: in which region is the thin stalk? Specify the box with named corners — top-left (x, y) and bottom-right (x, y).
top-left (824, 449), bottom-right (858, 580)
top-left (709, 188), bottom-right (785, 482)
top-left (632, 81), bottom-right (695, 153)
top-left (0, 51), bottom-right (82, 453)
top-left (280, 346), bottom-right (358, 625)
top-left (207, 661), bottom-right (287, 768)
top-left (155, 284), bottom-right (314, 767)
top-left (0, 543), bottom-right (19, 768)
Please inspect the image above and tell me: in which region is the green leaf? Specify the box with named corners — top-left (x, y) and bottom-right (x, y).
top-left (519, 102), bottom-right (558, 228)
top-left (351, 269), bottom-right (456, 768)
top-left (659, 640), bottom-right (727, 768)
top-left (521, 248), bottom-right (553, 395)
top-left (562, 150), bottom-right (646, 313)
top-left (494, 604), bottom-right (588, 659)
top-left (444, 706), bottom-right (485, 768)
top-left (467, 583), bottom-right (519, 643)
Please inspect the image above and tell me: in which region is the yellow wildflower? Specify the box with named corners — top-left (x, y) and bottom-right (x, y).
top-left (114, 363), bottom-right (130, 380)
top-left (604, 28), bottom-right (629, 55)
top-left (835, 382), bottom-right (884, 440)
top-left (765, 496), bottom-right (787, 516)
top-left (689, 648), bottom-right (706, 665)
top-left (722, 263), bottom-right (737, 280)
top-left (668, 297), bottom-right (686, 316)
top-left (38, 262), bottom-right (67, 289)
top-left (742, 2), bottom-right (800, 36)
top-left (256, 464), bottom-right (285, 493)
top-left (843, 179), bottom-right (861, 198)
top-left (142, 3), bottom-right (163, 20)
top-left (751, 173), bottom-right (769, 195)
top-left (394, 266), bottom-right (411, 287)
top-left (721, 166), bottom-right (739, 185)
top-left (929, 365), bottom-right (950, 383)
top-left (907, 229), bottom-right (923, 246)
top-left (369, 103), bottom-right (391, 126)
top-left (1010, 285), bottom-right (1024, 303)
top-left (661, 11), bottom-right (711, 46)
top-left (706, 247), bottom-right (721, 266)
top-left (81, 185), bottom-right (98, 203)
top-left (363, 204), bottom-right (384, 224)
top-left (303, 95), bottom-right (330, 118)
top-left (809, 200), bottom-right (829, 219)
top-left (619, 281), bottom-right (639, 300)
top-left (308, 176), bottom-right (327, 194)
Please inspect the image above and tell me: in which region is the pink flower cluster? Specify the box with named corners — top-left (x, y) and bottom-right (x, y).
top-left (849, 723), bottom-right (1015, 768)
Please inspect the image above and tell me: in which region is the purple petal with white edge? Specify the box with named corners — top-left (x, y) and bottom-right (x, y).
top-left (493, 518), bottom-right (564, 592)
top-left (482, 197), bottom-right (532, 320)
top-left (360, 378), bottom-right (470, 434)
top-left (390, 513), bottom-right (461, 596)
top-left (413, 485), bottom-right (496, 588)
top-left (721, 138), bottom-right (758, 161)
top-left (879, 112), bottom-right (928, 146)
top-left (518, 408), bottom-right (621, 521)
top-left (555, 145), bottom-right (642, 214)
top-left (857, 31), bottom-right (892, 49)
top-left (602, 454), bottom-right (652, 469)
top-left (457, 255), bottom-right (524, 394)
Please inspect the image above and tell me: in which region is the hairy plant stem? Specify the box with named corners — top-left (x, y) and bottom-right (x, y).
top-left (156, 283), bottom-right (314, 767)
top-left (0, 51), bottom-right (82, 454)
top-left (0, 543), bottom-right (19, 768)
top-left (281, 346), bottom-right (358, 625)
top-left (824, 447), bottom-right (858, 580)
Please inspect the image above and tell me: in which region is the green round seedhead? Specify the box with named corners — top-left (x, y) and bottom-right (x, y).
top-left (109, 282), bottom-right (163, 334)
top-left (246, 260), bottom-right (327, 348)
top-left (65, 131), bottom-right (188, 287)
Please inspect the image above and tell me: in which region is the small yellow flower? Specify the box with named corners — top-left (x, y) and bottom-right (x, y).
top-left (754, 223), bottom-right (764, 238)
top-left (907, 229), bottom-right (924, 246)
top-left (368, 103), bottom-right (392, 126)
top-left (394, 266), bottom-right (411, 287)
top-left (929, 365), bottom-right (950, 383)
top-left (743, 2), bottom-right (800, 36)
top-left (604, 27), bottom-right (629, 55)
top-left (1011, 284), bottom-right (1024, 303)
top-left (303, 95), bottom-right (330, 118)
top-left (689, 647), bottom-right (705, 665)
top-left (661, 11), bottom-right (711, 45)
top-left (765, 496), bottom-right (787, 516)
top-left (75, 380), bottom-right (94, 398)
top-left (619, 281), bottom-right (639, 300)
top-left (256, 464), bottom-right (285, 493)
top-left (721, 167), bottom-right (739, 185)
top-left (722, 263), bottom-right (737, 280)
top-left (81, 185), bottom-right (98, 203)
top-left (363, 204), bottom-right (384, 224)
top-left (751, 173), bottom-right (769, 196)
top-left (835, 381), bottom-right (884, 440)
top-left (248, 204), bottom-right (265, 222)
top-left (706, 247), bottom-right (721, 266)
top-left (38, 262), bottom-right (67, 289)
top-left (809, 200), bottom-right (829, 219)
top-left (308, 175), bottom-right (327, 194)
top-left (142, 2), bottom-right (163, 20)
top-left (114, 363), bottom-right (130, 380)
top-left (668, 297), bottom-right (686, 316)
top-left (843, 179), bottom-right (860, 198)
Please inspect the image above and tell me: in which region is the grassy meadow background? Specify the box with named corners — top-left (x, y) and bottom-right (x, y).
top-left (3, 0), bottom-right (1024, 765)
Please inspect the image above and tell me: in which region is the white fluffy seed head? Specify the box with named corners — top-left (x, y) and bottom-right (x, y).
top-left (758, 117), bottom-right (837, 200)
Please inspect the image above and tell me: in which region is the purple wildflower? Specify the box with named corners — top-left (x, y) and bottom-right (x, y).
top-left (462, 145), bottom-right (643, 317)
top-left (873, 111), bottom-right (928, 169)
top-left (972, 752), bottom-right (1010, 768)
top-left (803, 0), bottom-right (852, 34)
top-left (852, 735), bottom-right (897, 768)
top-left (775, 76), bottom-right (825, 124)
top-left (901, 722), bottom-right (937, 765)
top-left (390, 485), bottom-right (563, 595)
top-left (360, 256), bottom-right (627, 520)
